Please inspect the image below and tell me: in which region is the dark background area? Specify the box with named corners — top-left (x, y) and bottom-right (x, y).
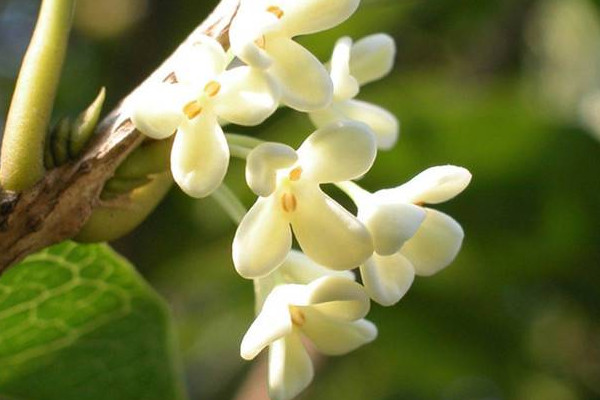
top-left (1, 0), bottom-right (599, 399)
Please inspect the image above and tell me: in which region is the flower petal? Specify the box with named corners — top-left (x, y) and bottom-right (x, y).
top-left (268, 333), bottom-right (314, 400)
top-left (381, 165), bottom-right (472, 205)
top-left (266, 35), bottom-right (333, 111)
top-left (400, 209), bottom-right (464, 276)
top-left (279, 0), bottom-right (360, 37)
top-left (359, 200), bottom-right (426, 256)
top-left (229, 4), bottom-right (279, 69)
top-left (233, 196), bottom-right (292, 278)
top-left (241, 284), bottom-right (303, 360)
top-left (301, 309), bottom-right (377, 355)
top-left (214, 67), bottom-right (280, 126)
top-left (175, 36), bottom-right (227, 87)
top-left (310, 100), bottom-right (399, 150)
top-left (171, 116), bottom-right (229, 198)
top-left (296, 121), bottom-right (377, 183)
top-left (360, 253), bottom-right (415, 306)
top-left (350, 33), bottom-right (396, 86)
top-left (337, 99), bottom-right (400, 150)
top-left (290, 184), bottom-right (373, 270)
top-left (130, 84), bottom-right (187, 139)
top-left (279, 250), bottom-right (355, 285)
top-left (329, 37), bottom-right (359, 101)
top-left (246, 143), bottom-right (298, 197)
top-left (305, 276), bottom-right (370, 321)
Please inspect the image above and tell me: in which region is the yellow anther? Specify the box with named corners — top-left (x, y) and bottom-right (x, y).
top-left (255, 35), bottom-right (266, 49)
top-left (183, 101), bottom-right (202, 119)
top-left (267, 5), bottom-right (284, 19)
top-left (281, 192), bottom-right (297, 213)
top-left (289, 167), bottom-right (302, 181)
top-left (290, 307), bottom-right (306, 326)
top-left (204, 80), bottom-right (221, 97)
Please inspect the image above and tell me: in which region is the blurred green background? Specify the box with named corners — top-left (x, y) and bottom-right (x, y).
top-left (1, 0), bottom-right (599, 399)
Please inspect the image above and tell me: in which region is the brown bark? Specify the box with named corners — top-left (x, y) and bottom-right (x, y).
top-left (0, 0), bottom-right (240, 272)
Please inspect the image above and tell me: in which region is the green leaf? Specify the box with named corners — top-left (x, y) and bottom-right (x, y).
top-left (0, 242), bottom-right (186, 400)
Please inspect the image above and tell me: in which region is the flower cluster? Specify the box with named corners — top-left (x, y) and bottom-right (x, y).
top-left (130, 1), bottom-right (472, 399)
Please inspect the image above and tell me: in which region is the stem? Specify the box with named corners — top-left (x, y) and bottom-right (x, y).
top-left (211, 183), bottom-right (247, 225)
top-left (336, 180), bottom-right (371, 204)
top-left (226, 133), bottom-right (264, 149)
top-left (228, 144), bottom-right (251, 159)
top-left (0, 0), bottom-right (76, 191)
top-left (226, 133), bottom-right (264, 159)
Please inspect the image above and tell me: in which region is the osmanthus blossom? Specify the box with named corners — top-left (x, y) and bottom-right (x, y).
top-left (339, 166), bottom-right (472, 306)
top-left (229, 0), bottom-right (360, 111)
top-left (130, 35), bottom-right (279, 198)
top-left (233, 121), bottom-right (377, 279)
top-left (309, 34), bottom-right (400, 150)
top-left (241, 272), bottom-right (377, 400)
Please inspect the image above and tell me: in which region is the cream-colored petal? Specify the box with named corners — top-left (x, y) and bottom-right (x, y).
top-left (268, 332), bottom-right (314, 400)
top-left (296, 121), bottom-right (377, 183)
top-left (214, 67), bottom-right (280, 126)
top-left (380, 165), bottom-right (472, 205)
top-left (305, 276), bottom-right (370, 321)
top-left (360, 253), bottom-right (415, 306)
top-left (240, 284), bottom-right (304, 360)
top-left (290, 184), bottom-right (373, 270)
top-left (233, 196), bottom-right (292, 279)
top-left (266, 35), bottom-right (333, 111)
top-left (175, 36), bottom-right (227, 88)
top-left (229, 7), bottom-right (279, 69)
top-left (300, 309), bottom-right (377, 356)
top-left (130, 83), bottom-right (187, 139)
top-left (330, 37), bottom-right (360, 101)
top-left (171, 116), bottom-right (229, 198)
top-left (246, 143), bottom-right (298, 197)
top-left (279, 0), bottom-right (360, 37)
top-left (350, 33), bottom-right (396, 86)
top-left (279, 250), bottom-right (355, 285)
top-left (401, 209), bottom-right (464, 277)
top-left (333, 99), bottom-right (399, 150)
top-left (359, 201), bottom-right (426, 256)
top-left (308, 104), bottom-right (342, 130)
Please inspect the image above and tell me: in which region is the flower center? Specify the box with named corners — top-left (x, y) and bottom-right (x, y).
top-left (266, 5), bottom-right (284, 19)
top-left (281, 192), bottom-right (297, 213)
top-left (288, 167), bottom-right (302, 181)
top-left (183, 101), bottom-right (202, 119)
top-left (204, 80), bottom-right (221, 97)
top-left (254, 35), bottom-right (266, 49)
top-left (290, 307), bottom-right (305, 326)
top-left (182, 81), bottom-right (221, 119)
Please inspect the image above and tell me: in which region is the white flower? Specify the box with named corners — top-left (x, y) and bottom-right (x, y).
top-left (229, 0), bottom-right (360, 111)
top-left (233, 121), bottom-right (377, 279)
top-left (344, 166), bottom-right (472, 306)
top-left (309, 34), bottom-right (399, 150)
top-left (130, 36), bottom-right (279, 198)
top-left (241, 276), bottom-right (377, 400)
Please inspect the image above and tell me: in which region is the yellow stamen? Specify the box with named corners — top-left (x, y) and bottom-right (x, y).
top-left (204, 80), bottom-right (221, 97)
top-left (255, 35), bottom-right (266, 49)
top-left (183, 101), bottom-right (202, 119)
top-left (290, 307), bottom-right (305, 326)
top-left (267, 5), bottom-right (284, 19)
top-left (281, 192), bottom-right (297, 213)
top-left (289, 167), bottom-right (302, 181)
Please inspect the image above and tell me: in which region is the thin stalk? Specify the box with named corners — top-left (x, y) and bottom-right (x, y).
top-left (225, 133), bottom-right (264, 149)
top-left (1, 0), bottom-right (75, 191)
top-left (336, 180), bottom-right (371, 204)
top-left (211, 183), bottom-right (247, 225)
top-left (228, 144), bottom-right (251, 159)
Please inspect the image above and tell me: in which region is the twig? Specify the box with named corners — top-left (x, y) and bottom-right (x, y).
top-left (0, 0), bottom-right (241, 272)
